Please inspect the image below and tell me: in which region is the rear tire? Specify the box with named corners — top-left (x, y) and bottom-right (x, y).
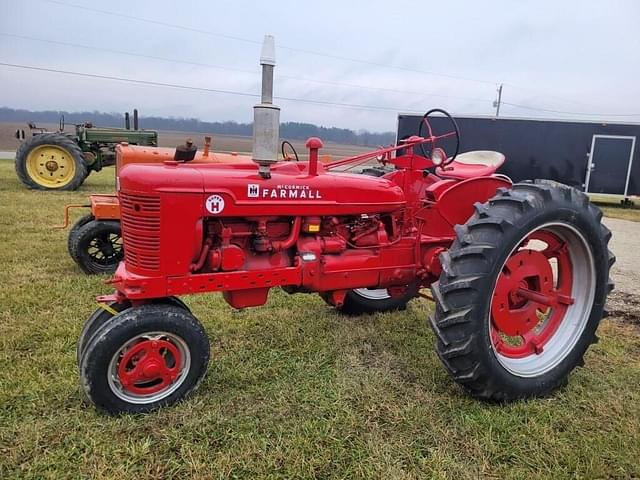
top-left (337, 286), bottom-right (417, 315)
top-left (68, 219), bottom-right (123, 274)
top-left (15, 133), bottom-right (87, 190)
top-left (430, 180), bottom-right (614, 401)
top-left (80, 304), bottom-right (209, 414)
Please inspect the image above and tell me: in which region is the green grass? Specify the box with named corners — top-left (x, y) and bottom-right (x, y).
top-left (589, 194), bottom-right (640, 222)
top-left (1, 159), bottom-right (639, 479)
top-left (598, 206), bottom-right (640, 222)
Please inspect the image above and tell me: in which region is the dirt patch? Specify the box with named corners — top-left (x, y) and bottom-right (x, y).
top-left (606, 290), bottom-right (640, 329)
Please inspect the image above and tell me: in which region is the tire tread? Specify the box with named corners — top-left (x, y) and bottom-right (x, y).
top-left (429, 180), bottom-right (614, 401)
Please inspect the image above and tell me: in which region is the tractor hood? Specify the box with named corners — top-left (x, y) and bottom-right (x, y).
top-left (115, 144), bottom-right (252, 170)
top-left (118, 160), bottom-right (406, 217)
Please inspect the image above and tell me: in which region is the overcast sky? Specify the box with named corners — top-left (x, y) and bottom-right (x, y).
top-left (1, 0), bottom-right (639, 132)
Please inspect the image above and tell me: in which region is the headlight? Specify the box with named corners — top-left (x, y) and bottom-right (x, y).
top-left (431, 147), bottom-right (447, 166)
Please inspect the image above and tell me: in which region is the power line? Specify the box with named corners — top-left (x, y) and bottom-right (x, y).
top-left (0, 33), bottom-right (258, 76)
top-left (501, 82), bottom-right (600, 109)
top-left (0, 62), bottom-right (431, 113)
top-left (37, 0), bottom-right (619, 113)
top-left (10, 2), bottom-right (638, 119)
top-left (5, 62), bottom-right (636, 121)
top-left (37, 0), bottom-right (500, 87)
top-left (501, 101), bottom-right (640, 118)
top-left (41, 0), bottom-right (261, 47)
top-left (0, 32), bottom-right (492, 105)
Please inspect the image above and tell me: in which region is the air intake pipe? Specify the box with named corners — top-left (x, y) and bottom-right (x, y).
top-left (252, 35), bottom-right (280, 179)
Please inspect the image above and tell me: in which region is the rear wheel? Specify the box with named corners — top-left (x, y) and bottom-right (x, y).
top-left (80, 304), bottom-right (209, 414)
top-left (430, 180), bottom-right (614, 400)
top-left (68, 220), bottom-right (123, 274)
top-left (337, 286), bottom-right (417, 315)
top-left (15, 133), bottom-right (87, 190)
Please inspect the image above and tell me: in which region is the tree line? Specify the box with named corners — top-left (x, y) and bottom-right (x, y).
top-left (0, 107), bottom-right (395, 146)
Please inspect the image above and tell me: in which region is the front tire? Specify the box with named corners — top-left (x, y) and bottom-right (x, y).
top-left (67, 213), bottom-right (95, 258)
top-left (80, 304), bottom-right (209, 414)
top-left (430, 180), bottom-right (614, 401)
top-left (68, 220), bottom-right (123, 274)
top-left (77, 297), bottom-right (192, 366)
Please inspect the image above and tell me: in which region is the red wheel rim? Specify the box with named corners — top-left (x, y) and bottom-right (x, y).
top-left (117, 338), bottom-right (182, 395)
top-left (108, 331), bottom-right (191, 403)
top-left (491, 229), bottom-right (575, 358)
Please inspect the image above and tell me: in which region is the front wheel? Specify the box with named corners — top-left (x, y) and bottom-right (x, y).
top-left (68, 219), bottom-right (123, 274)
top-left (79, 304), bottom-right (209, 414)
top-left (77, 297), bottom-right (192, 366)
top-left (430, 180), bottom-right (614, 401)
top-left (67, 213), bottom-right (95, 258)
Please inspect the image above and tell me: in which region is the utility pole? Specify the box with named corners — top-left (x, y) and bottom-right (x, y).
top-left (493, 83), bottom-right (503, 118)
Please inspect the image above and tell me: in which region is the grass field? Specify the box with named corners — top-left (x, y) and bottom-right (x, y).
top-left (1, 159), bottom-right (639, 479)
top-left (597, 205), bottom-right (640, 222)
top-left (588, 194), bottom-right (640, 222)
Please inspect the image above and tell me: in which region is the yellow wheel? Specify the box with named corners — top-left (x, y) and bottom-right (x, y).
top-left (15, 133), bottom-right (88, 190)
top-left (25, 145), bottom-right (77, 188)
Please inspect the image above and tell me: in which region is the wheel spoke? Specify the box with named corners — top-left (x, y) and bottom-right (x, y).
top-left (516, 287), bottom-right (574, 307)
top-left (540, 236), bottom-right (566, 258)
top-left (119, 350), bottom-right (147, 386)
top-left (522, 331), bottom-right (544, 354)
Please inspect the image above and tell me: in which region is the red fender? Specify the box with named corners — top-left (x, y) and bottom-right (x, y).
top-left (417, 176), bottom-right (512, 238)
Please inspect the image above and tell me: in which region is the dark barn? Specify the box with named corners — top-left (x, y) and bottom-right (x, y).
top-left (397, 114), bottom-right (640, 198)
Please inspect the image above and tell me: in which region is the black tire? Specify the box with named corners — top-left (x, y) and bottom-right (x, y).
top-left (337, 286), bottom-right (418, 315)
top-left (80, 304), bottom-right (210, 414)
top-left (77, 299), bottom-right (131, 367)
top-left (77, 297), bottom-right (191, 367)
top-left (67, 213), bottom-right (94, 258)
top-left (430, 180), bottom-right (614, 401)
top-left (15, 133), bottom-right (87, 190)
top-left (68, 220), bottom-right (123, 274)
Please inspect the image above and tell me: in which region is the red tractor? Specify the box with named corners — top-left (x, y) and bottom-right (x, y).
top-left (62, 139), bottom-right (253, 274)
top-left (78, 109), bottom-right (614, 414)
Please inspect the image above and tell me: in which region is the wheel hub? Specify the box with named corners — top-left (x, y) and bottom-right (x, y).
top-left (117, 338), bottom-right (181, 395)
top-left (490, 229), bottom-right (576, 360)
top-left (45, 160), bottom-right (59, 172)
top-left (142, 360), bottom-right (162, 378)
top-left (87, 232), bottom-right (123, 266)
top-left (492, 249), bottom-right (555, 336)
top-left (25, 144), bottom-right (76, 188)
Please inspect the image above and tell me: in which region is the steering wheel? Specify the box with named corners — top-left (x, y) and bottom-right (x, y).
top-left (281, 140), bottom-right (299, 161)
top-left (418, 108), bottom-right (460, 166)
top-left (59, 114), bottom-right (65, 132)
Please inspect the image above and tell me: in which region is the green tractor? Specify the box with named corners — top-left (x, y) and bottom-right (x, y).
top-left (14, 110), bottom-right (157, 190)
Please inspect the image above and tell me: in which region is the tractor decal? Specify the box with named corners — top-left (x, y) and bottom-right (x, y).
top-left (247, 184), bottom-right (260, 197)
top-left (205, 194), bottom-right (225, 214)
top-left (247, 184), bottom-right (323, 199)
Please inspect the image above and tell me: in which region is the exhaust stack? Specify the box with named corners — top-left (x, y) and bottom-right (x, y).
top-left (252, 35), bottom-right (280, 178)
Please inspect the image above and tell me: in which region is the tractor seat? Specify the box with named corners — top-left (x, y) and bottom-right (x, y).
top-left (436, 150), bottom-right (505, 180)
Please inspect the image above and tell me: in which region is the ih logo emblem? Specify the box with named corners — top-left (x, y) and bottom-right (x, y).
top-left (247, 184), bottom-right (259, 198)
top-left (205, 194), bottom-right (225, 214)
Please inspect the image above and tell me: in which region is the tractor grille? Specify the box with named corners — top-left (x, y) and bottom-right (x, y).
top-left (120, 192), bottom-right (161, 271)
